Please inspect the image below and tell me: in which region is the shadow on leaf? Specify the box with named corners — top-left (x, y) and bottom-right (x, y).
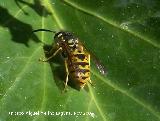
top-left (0, 6), bottom-right (40, 46)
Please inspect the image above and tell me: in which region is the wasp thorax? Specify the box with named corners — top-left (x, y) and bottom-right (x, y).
top-left (67, 38), bottom-right (78, 44)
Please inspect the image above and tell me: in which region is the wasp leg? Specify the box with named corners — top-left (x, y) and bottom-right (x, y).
top-left (63, 60), bottom-right (69, 92)
top-left (39, 47), bottom-right (62, 62)
top-left (44, 45), bottom-right (56, 54)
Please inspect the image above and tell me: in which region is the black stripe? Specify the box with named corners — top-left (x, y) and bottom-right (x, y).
top-left (78, 69), bottom-right (89, 74)
top-left (72, 76), bottom-right (89, 81)
top-left (70, 70), bottom-right (75, 73)
top-left (80, 82), bottom-right (85, 84)
top-left (73, 62), bottom-right (89, 67)
top-left (70, 69), bottom-right (89, 74)
top-left (82, 77), bottom-right (88, 80)
top-left (74, 54), bottom-right (86, 60)
top-left (78, 50), bottom-right (82, 53)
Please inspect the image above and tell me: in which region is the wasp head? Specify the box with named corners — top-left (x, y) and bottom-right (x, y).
top-left (54, 31), bottom-right (79, 47)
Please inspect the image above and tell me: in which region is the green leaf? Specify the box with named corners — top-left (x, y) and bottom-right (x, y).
top-left (0, 0), bottom-right (160, 121)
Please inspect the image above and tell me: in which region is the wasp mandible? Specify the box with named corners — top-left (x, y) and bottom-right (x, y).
top-left (33, 29), bottom-right (107, 90)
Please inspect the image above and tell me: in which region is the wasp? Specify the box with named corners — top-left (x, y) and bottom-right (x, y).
top-left (33, 29), bottom-right (106, 90)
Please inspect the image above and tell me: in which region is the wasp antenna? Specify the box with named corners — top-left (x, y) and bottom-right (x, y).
top-left (32, 29), bottom-right (56, 33)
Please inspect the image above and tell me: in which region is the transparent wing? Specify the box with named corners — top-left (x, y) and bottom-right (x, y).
top-left (79, 41), bottom-right (107, 75)
top-left (92, 56), bottom-right (107, 75)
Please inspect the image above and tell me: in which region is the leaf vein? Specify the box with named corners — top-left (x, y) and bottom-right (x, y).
top-left (32, 11), bottom-right (47, 121)
top-left (63, 0), bottom-right (160, 49)
top-left (91, 69), bottom-right (160, 120)
top-left (0, 47), bottom-right (41, 104)
top-left (89, 85), bottom-right (109, 121)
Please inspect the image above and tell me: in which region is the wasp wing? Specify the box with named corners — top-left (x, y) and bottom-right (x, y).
top-left (91, 55), bottom-right (107, 75)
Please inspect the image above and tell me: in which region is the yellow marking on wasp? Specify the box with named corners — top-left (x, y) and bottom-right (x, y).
top-left (68, 39), bottom-right (73, 43)
top-left (69, 44), bottom-right (74, 47)
top-left (75, 39), bottom-right (78, 43)
top-left (78, 65), bottom-right (89, 69)
top-left (58, 33), bottom-right (62, 37)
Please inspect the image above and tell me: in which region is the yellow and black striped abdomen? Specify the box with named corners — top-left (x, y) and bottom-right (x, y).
top-left (67, 45), bottom-right (90, 88)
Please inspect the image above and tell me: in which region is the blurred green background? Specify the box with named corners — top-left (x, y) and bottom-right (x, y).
top-left (0, 0), bottom-right (160, 121)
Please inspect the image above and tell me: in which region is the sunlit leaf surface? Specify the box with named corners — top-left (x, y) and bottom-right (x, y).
top-left (0, 0), bottom-right (160, 121)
